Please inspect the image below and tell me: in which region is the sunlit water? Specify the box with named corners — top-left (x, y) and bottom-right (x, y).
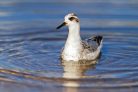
top-left (0, 0), bottom-right (138, 92)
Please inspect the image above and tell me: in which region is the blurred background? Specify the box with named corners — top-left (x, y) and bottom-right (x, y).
top-left (0, 0), bottom-right (138, 92)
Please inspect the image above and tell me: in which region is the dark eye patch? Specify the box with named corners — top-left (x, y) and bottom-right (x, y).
top-left (69, 17), bottom-right (79, 22)
top-left (69, 17), bottom-right (75, 21)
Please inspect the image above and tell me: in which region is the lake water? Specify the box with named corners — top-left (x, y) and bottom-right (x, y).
top-left (0, 0), bottom-right (138, 92)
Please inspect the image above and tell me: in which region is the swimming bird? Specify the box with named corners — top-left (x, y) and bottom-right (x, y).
top-left (56, 13), bottom-right (103, 61)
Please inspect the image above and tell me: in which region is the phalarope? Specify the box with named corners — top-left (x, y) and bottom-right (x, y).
top-left (57, 13), bottom-right (103, 61)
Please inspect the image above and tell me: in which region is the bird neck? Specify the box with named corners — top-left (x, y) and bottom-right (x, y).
top-left (66, 23), bottom-right (82, 46)
top-left (62, 23), bottom-right (83, 61)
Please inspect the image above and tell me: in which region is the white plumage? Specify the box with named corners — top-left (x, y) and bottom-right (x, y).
top-left (57, 13), bottom-right (103, 61)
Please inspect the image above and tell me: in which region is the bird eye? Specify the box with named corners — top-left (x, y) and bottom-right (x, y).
top-left (69, 17), bottom-right (79, 22)
top-left (69, 17), bottom-right (75, 21)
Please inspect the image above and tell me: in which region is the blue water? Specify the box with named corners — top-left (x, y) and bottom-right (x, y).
top-left (0, 0), bottom-right (138, 92)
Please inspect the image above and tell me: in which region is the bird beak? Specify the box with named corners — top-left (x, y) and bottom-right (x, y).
top-left (56, 22), bottom-right (67, 29)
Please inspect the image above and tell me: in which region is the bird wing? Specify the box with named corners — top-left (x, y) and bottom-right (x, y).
top-left (82, 35), bottom-right (103, 52)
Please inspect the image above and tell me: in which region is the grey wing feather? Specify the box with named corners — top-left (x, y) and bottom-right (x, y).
top-left (82, 35), bottom-right (103, 52)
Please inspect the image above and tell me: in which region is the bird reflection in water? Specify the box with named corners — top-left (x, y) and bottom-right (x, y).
top-left (61, 59), bottom-right (98, 89)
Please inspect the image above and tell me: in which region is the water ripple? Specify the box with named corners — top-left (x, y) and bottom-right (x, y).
top-left (0, 0), bottom-right (138, 91)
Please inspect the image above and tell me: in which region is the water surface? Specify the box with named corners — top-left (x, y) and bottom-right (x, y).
top-left (0, 0), bottom-right (138, 92)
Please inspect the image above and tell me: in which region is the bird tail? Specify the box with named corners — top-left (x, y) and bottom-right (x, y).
top-left (92, 35), bottom-right (103, 57)
top-left (92, 35), bottom-right (103, 46)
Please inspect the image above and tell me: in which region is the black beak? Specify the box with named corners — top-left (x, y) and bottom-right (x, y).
top-left (56, 22), bottom-right (66, 29)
